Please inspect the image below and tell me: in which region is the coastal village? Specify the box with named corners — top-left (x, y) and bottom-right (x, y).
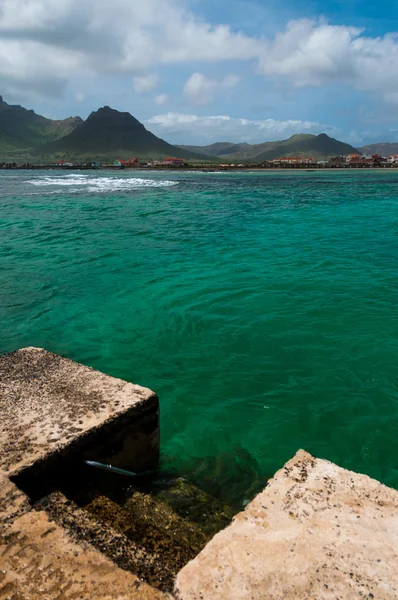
top-left (2, 95), bottom-right (398, 170)
top-left (2, 152), bottom-right (398, 170)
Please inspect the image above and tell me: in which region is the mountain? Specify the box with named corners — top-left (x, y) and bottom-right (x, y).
top-left (38, 106), bottom-right (209, 161)
top-left (359, 143), bottom-right (398, 156)
top-left (178, 134), bottom-right (359, 161)
top-left (179, 142), bottom-right (250, 157)
top-left (0, 95), bottom-right (361, 163)
top-left (0, 96), bottom-right (82, 153)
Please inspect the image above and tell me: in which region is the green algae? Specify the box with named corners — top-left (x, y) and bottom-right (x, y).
top-left (156, 478), bottom-right (235, 537)
top-left (84, 492), bottom-right (208, 590)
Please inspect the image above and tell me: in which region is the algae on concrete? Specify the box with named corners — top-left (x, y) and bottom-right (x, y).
top-left (84, 492), bottom-right (208, 591)
top-left (156, 477), bottom-right (235, 537)
top-left (0, 475), bottom-right (169, 600)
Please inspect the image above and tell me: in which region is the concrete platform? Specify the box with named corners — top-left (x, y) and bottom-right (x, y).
top-left (0, 348), bottom-right (167, 599)
top-left (0, 347), bottom-right (159, 476)
top-left (175, 450), bottom-right (398, 600)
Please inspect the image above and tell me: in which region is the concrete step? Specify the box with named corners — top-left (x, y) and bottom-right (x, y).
top-left (35, 491), bottom-right (176, 591)
top-left (84, 491), bottom-right (208, 591)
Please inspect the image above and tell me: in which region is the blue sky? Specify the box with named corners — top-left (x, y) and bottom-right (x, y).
top-left (1, 0), bottom-right (398, 145)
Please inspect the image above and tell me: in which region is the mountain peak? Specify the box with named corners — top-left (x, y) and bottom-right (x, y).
top-left (86, 105), bottom-right (142, 124)
top-left (97, 105), bottom-right (116, 113)
top-left (0, 94), bottom-right (84, 152)
top-left (38, 104), bottom-right (206, 160)
top-left (288, 133), bottom-right (314, 140)
top-left (179, 131), bottom-right (358, 161)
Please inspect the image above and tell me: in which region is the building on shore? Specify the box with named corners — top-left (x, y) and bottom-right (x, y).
top-left (114, 157), bottom-right (139, 167)
top-left (329, 156), bottom-right (347, 167)
top-left (346, 153), bottom-right (361, 163)
top-left (52, 159), bottom-right (76, 167)
top-left (272, 157), bottom-right (314, 165)
top-left (157, 157), bottom-right (185, 166)
top-left (348, 154), bottom-right (383, 167)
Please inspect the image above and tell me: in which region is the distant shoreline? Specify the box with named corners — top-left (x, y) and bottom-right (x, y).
top-left (1, 165), bottom-right (398, 173)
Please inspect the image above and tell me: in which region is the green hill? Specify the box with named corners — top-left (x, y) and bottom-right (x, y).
top-left (179, 142), bottom-right (250, 157)
top-left (0, 94), bottom-right (361, 164)
top-left (359, 143), bottom-right (398, 156)
top-left (0, 96), bottom-right (82, 153)
top-left (178, 134), bottom-right (359, 162)
top-left (38, 106), bottom-right (210, 162)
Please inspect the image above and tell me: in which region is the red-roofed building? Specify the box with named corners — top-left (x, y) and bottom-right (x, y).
top-left (160, 157), bottom-right (185, 166)
top-left (346, 153), bottom-right (361, 163)
top-left (114, 157), bottom-right (139, 167)
top-left (348, 158), bottom-right (377, 167)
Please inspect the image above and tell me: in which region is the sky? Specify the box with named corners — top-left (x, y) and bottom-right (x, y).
top-left (1, 0), bottom-right (398, 146)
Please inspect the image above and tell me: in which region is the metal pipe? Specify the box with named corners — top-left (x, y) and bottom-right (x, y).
top-left (84, 460), bottom-right (154, 478)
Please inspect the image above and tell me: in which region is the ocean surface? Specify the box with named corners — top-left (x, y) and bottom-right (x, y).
top-left (2, 169), bottom-right (398, 505)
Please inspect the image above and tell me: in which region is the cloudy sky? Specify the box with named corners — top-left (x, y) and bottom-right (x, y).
top-left (1, 0), bottom-right (398, 145)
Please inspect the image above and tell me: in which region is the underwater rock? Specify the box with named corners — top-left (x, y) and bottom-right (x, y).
top-left (169, 446), bottom-right (266, 509)
top-left (156, 478), bottom-right (235, 537)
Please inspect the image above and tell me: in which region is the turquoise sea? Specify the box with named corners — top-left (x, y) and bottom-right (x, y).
top-left (2, 169), bottom-right (398, 504)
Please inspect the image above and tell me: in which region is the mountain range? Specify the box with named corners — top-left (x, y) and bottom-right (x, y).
top-left (38, 106), bottom-right (207, 160)
top-left (357, 143), bottom-right (398, 156)
top-left (0, 97), bottom-right (205, 161)
top-left (0, 95), bottom-right (396, 163)
top-left (0, 96), bottom-right (83, 153)
top-left (179, 134), bottom-right (359, 161)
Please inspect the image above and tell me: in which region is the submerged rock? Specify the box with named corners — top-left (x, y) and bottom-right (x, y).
top-left (156, 478), bottom-right (235, 537)
top-left (168, 446), bottom-right (266, 509)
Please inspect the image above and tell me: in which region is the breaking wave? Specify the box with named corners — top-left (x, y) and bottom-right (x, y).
top-left (28, 174), bottom-right (178, 192)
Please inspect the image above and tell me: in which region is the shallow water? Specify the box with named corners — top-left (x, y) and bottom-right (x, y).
top-left (2, 169), bottom-right (398, 504)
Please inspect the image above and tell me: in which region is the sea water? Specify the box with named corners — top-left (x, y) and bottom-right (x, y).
top-left (1, 169), bottom-right (398, 504)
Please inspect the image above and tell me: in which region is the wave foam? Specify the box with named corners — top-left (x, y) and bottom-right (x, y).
top-left (28, 175), bottom-right (178, 192)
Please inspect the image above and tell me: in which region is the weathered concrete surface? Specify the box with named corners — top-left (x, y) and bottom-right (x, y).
top-left (0, 471), bottom-right (170, 599)
top-left (0, 472), bottom-right (31, 527)
top-left (175, 450), bottom-right (398, 600)
top-left (85, 491), bottom-right (208, 591)
top-left (0, 348), bottom-right (171, 598)
top-left (0, 347), bottom-right (159, 476)
top-left (36, 491), bottom-right (179, 592)
top-left (0, 509), bottom-right (170, 600)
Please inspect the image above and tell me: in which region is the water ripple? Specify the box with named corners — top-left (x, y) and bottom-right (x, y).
top-left (2, 169), bottom-right (398, 503)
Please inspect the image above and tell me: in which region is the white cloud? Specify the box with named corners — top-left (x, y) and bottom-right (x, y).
top-left (133, 73), bottom-right (158, 93)
top-left (155, 93), bottom-right (168, 106)
top-left (0, 0), bottom-right (262, 99)
top-left (184, 72), bottom-right (239, 105)
top-left (145, 112), bottom-right (337, 143)
top-left (258, 19), bottom-right (398, 102)
top-left (1, 0), bottom-right (398, 111)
